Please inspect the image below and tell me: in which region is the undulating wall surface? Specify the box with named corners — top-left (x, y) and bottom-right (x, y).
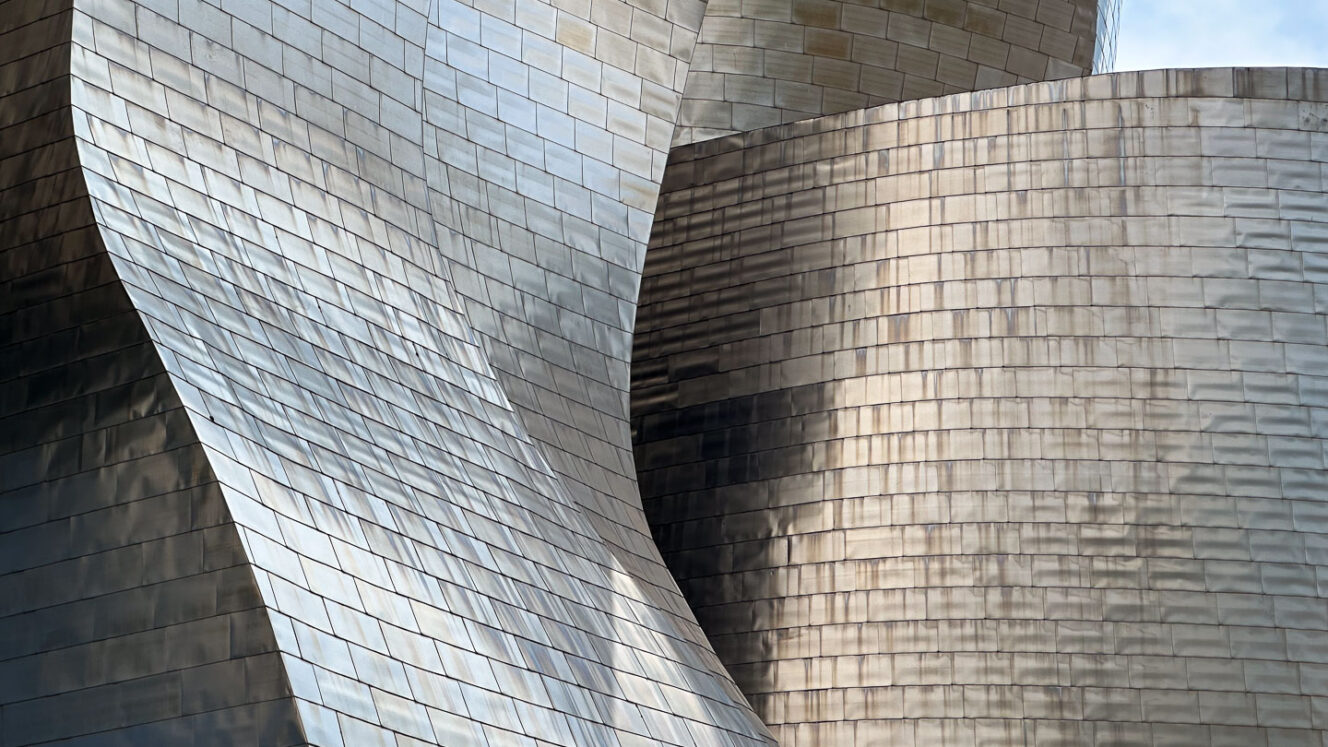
top-left (0, 0), bottom-right (775, 743)
top-left (673, 0), bottom-right (1112, 146)
top-left (0, 4), bottom-right (299, 744)
top-left (425, 0), bottom-right (720, 627)
top-left (635, 68), bottom-right (1328, 745)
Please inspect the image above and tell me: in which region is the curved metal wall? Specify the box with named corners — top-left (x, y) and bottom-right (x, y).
top-left (0, 0), bottom-right (774, 743)
top-left (635, 68), bottom-right (1328, 745)
top-left (674, 0), bottom-right (1108, 146)
top-left (424, 0), bottom-right (715, 609)
top-left (0, 6), bottom-right (300, 743)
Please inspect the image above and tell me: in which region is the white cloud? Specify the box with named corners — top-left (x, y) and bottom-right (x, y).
top-left (1113, 0), bottom-right (1328, 72)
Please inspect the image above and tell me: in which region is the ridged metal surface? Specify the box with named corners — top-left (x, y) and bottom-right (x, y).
top-left (635, 68), bottom-right (1328, 745)
top-left (674, 0), bottom-right (1111, 146)
top-left (0, 0), bottom-right (773, 743)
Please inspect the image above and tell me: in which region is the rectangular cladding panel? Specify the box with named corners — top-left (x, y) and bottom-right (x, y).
top-left (635, 67), bottom-right (1328, 746)
top-left (0, 6), bottom-right (298, 743)
top-left (674, 0), bottom-right (1106, 145)
top-left (0, 0), bottom-right (778, 744)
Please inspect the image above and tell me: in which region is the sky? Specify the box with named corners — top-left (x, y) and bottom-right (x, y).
top-left (1112, 0), bottom-right (1328, 72)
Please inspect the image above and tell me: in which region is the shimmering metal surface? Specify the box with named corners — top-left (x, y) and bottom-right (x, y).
top-left (426, 0), bottom-right (714, 623)
top-left (674, 0), bottom-right (1114, 145)
top-left (636, 68), bottom-right (1328, 745)
top-left (0, 0), bottom-right (773, 742)
top-left (0, 5), bottom-right (298, 743)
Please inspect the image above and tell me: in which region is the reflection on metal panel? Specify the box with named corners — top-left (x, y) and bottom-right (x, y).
top-left (0, 0), bottom-right (773, 742)
top-left (0, 5), bottom-right (299, 741)
top-left (636, 68), bottom-right (1328, 746)
top-left (675, 0), bottom-right (1103, 145)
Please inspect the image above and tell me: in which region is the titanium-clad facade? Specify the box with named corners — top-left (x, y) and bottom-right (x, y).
top-left (0, 10), bottom-right (301, 742)
top-left (674, 0), bottom-right (1115, 146)
top-left (634, 68), bottom-right (1328, 745)
top-left (6, 0), bottom-right (1326, 742)
top-left (0, 0), bottom-right (773, 743)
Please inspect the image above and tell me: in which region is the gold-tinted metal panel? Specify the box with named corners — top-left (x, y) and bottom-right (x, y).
top-left (636, 67), bottom-right (1328, 746)
top-left (674, 0), bottom-right (1120, 145)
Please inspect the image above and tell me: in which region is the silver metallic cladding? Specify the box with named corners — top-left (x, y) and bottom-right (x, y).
top-left (2, 0), bottom-right (1313, 742)
top-left (0, 5), bottom-right (299, 743)
top-left (0, 0), bottom-right (774, 742)
top-left (674, 0), bottom-right (1111, 146)
top-left (635, 68), bottom-right (1328, 745)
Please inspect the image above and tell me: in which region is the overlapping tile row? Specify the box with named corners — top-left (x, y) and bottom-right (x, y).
top-left (673, 0), bottom-right (1116, 146)
top-left (634, 68), bottom-right (1328, 745)
top-left (0, 0), bottom-right (776, 743)
top-left (424, 0), bottom-right (722, 625)
top-left (0, 5), bottom-right (300, 744)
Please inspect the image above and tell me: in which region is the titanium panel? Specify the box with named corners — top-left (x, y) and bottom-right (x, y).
top-left (423, 0), bottom-right (720, 629)
top-left (0, 0), bottom-right (773, 743)
top-left (0, 5), bottom-right (298, 743)
top-left (674, 0), bottom-right (1113, 145)
top-left (635, 67), bottom-right (1328, 745)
